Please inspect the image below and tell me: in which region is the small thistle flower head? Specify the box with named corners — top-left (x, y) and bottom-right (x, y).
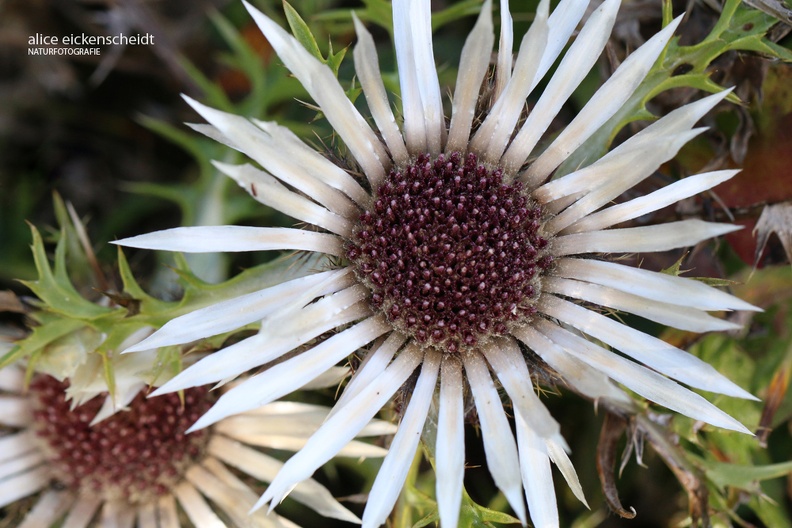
top-left (0, 365), bottom-right (387, 526)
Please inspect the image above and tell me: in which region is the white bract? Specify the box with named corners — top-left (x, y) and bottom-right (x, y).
top-left (0, 365), bottom-right (391, 527)
top-left (116, 1), bottom-right (758, 526)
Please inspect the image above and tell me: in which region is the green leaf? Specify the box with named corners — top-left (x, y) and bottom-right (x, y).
top-left (283, 1), bottom-right (325, 62)
top-left (20, 225), bottom-right (110, 320)
top-left (178, 57), bottom-right (234, 112)
top-left (431, 0), bottom-right (483, 31)
top-left (555, 0), bottom-right (792, 179)
top-left (458, 489), bottom-right (522, 527)
top-left (0, 317), bottom-right (85, 369)
top-left (701, 458), bottom-right (792, 490)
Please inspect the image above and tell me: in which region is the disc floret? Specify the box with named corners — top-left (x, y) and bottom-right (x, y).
top-left (31, 376), bottom-right (216, 504)
top-left (347, 151), bottom-right (553, 353)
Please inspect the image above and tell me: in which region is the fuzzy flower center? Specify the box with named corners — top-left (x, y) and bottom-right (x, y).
top-left (30, 376), bottom-right (216, 504)
top-left (347, 151), bottom-right (552, 353)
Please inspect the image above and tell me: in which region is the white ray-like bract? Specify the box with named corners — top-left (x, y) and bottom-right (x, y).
top-left (0, 364), bottom-right (394, 527)
top-left (114, 0), bottom-right (762, 526)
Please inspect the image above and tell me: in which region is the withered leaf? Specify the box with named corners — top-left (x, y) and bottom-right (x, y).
top-left (754, 202), bottom-right (792, 265)
top-left (597, 413), bottom-right (637, 519)
top-left (0, 291), bottom-right (25, 314)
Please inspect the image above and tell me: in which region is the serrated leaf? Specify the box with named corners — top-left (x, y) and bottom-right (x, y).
top-left (21, 225), bottom-right (109, 320)
top-left (556, 0), bottom-right (792, 179)
top-left (0, 317), bottom-right (85, 369)
top-left (116, 247), bottom-right (167, 312)
top-left (283, 1), bottom-right (325, 62)
top-left (458, 491), bottom-right (523, 526)
top-left (327, 45), bottom-right (348, 76)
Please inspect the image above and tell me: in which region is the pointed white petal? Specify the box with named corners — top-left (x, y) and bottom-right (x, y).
top-left (186, 462), bottom-right (262, 528)
top-left (157, 495), bottom-right (180, 528)
top-left (0, 465), bottom-right (49, 508)
top-left (480, 337), bottom-right (560, 440)
top-left (471, 0), bottom-right (549, 163)
top-left (353, 14), bottom-right (409, 164)
top-left (513, 323), bottom-right (633, 405)
top-left (242, 1), bottom-right (388, 187)
top-left (446, 0), bottom-right (494, 154)
top-left (534, 90), bottom-right (732, 204)
top-left (189, 316), bottom-right (391, 431)
top-left (363, 349), bottom-right (440, 528)
top-left (330, 332), bottom-right (407, 418)
top-left (544, 129), bottom-right (704, 235)
top-left (0, 430), bottom-right (36, 464)
top-left (137, 501), bottom-right (157, 528)
top-left (209, 435), bottom-right (281, 484)
top-left (553, 220), bottom-right (742, 256)
top-left (544, 277), bottom-right (741, 332)
top-left (546, 439), bottom-right (588, 506)
top-left (152, 291), bottom-right (369, 394)
top-left (514, 411), bottom-right (559, 528)
top-left (436, 356), bottom-right (465, 528)
top-left (540, 294), bottom-right (756, 399)
top-left (219, 418), bottom-right (389, 459)
top-left (533, 319), bottom-right (752, 434)
top-left (568, 170), bottom-right (740, 234)
top-left (0, 451), bottom-right (45, 481)
top-left (173, 480), bottom-right (226, 528)
top-left (209, 435), bottom-right (360, 523)
top-left (128, 268), bottom-right (350, 353)
top-left (301, 366), bottom-right (349, 390)
top-left (62, 495), bottom-right (102, 528)
top-left (464, 351), bottom-right (527, 524)
top-left (0, 395), bottom-right (31, 427)
top-left (533, 0), bottom-right (590, 89)
top-left (213, 161), bottom-right (352, 236)
top-left (522, 16), bottom-right (684, 184)
top-left (99, 501), bottom-right (134, 528)
top-left (553, 258), bottom-right (760, 312)
top-left (218, 400), bottom-right (394, 448)
top-left (256, 345), bottom-right (424, 512)
top-left (394, 0), bottom-right (445, 155)
top-left (184, 97), bottom-right (356, 216)
top-left (114, 226), bottom-right (344, 257)
top-left (19, 490), bottom-right (73, 528)
top-left (0, 366), bottom-right (24, 392)
top-left (251, 119), bottom-right (370, 207)
top-left (493, 0), bottom-right (514, 101)
top-left (502, 0), bottom-right (621, 173)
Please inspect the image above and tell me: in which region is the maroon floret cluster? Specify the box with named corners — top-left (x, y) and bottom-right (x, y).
top-left (348, 151), bottom-right (552, 353)
top-left (31, 376), bottom-right (216, 504)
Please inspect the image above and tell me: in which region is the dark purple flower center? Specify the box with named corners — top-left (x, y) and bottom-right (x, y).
top-left (347, 151), bottom-right (552, 353)
top-left (31, 376), bottom-right (216, 504)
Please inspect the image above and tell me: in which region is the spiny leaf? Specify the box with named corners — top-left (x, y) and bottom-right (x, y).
top-left (20, 224), bottom-right (109, 320)
top-left (283, 1), bottom-right (325, 62)
top-left (0, 317), bottom-right (85, 370)
top-left (556, 0), bottom-right (792, 179)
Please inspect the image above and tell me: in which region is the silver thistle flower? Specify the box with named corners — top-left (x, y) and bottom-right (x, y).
top-left (0, 363), bottom-right (392, 526)
top-left (116, 0), bottom-right (759, 526)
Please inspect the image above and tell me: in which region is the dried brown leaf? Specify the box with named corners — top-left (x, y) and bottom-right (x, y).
top-left (0, 291), bottom-right (25, 314)
top-left (597, 413), bottom-right (637, 519)
top-left (753, 202), bottom-right (792, 265)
